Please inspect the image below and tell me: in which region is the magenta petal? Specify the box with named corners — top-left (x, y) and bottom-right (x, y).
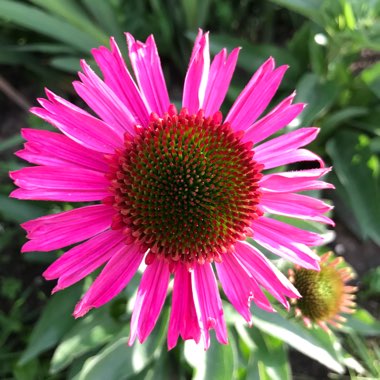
top-left (243, 92), bottom-right (305, 143)
top-left (21, 204), bottom-right (114, 252)
top-left (44, 229), bottom-right (125, 291)
top-left (216, 253), bottom-right (273, 322)
top-left (16, 129), bottom-right (108, 172)
top-left (168, 264), bottom-right (201, 350)
top-left (91, 38), bottom-right (149, 125)
top-left (253, 217), bottom-right (321, 269)
top-left (260, 149), bottom-right (325, 169)
top-left (255, 217), bottom-right (323, 246)
top-left (126, 34), bottom-right (170, 116)
top-left (32, 90), bottom-right (123, 153)
top-left (233, 241), bottom-right (300, 309)
top-left (73, 243), bottom-right (143, 317)
top-left (129, 258), bottom-right (170, 345)
top-left (10, 166), bottom-right (109, 202)
top-left (182, 30), bottom-right (210, 114)
top-left (261, 192), bottom-right (334, 225)
top-left (260, 168), bottom-right (334, 193)
top-left (226, 58), bottom-right (288, 132)
top-left (192, 263), bottom-right (228, 349)
top-left (255, 127), bottom-right (324, 169)
top-left (203, 47), bottom-right (240, 117)
top-left (75, 60), bottom-right (138, 136)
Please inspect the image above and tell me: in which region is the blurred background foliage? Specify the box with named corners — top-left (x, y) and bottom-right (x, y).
top-left (0, 0), bottom-right (380, 379)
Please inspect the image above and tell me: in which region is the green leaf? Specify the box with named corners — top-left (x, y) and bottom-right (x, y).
top-left (361, 266), bottom-right (380, 298)
top-left (361, 62), bottom-right (380, 99)
top-left (50, 308), bottom-right (120, 373)
top-left (0, 0), bottom-right (100, 52)
top-left (251, 307), bottom-right (345, 373)
top-left (29, 0), bottom-right (108, 43)
top-left (77, 336), bottom-right (133, 380)
top-left (50, 56), bottom-right (82, 73)
top-left (269, 0), bottom-right (322, 24)
top-left (184, 333), bottom-right (237, 380)
top-left (0, 133), bottom-right (24, 152)
top-left (246, 330), bottom-right (291, 380)
top-left (19, 284), bottom-right (83, 365)
top-left (327, 130), bottom-right (380, 244)
top-left (13, 359), bottom-right (39, 380)
top-left (0, 194), bottom-right (45, 223)
top-left (78, 308), bottom-right (168, 380)
top-left (209, 34), bottom-right (300, 83)
top-left (181, 0), bottom-right (211, 29)
top-left (9, 43), bottom-right (75, 54)
top-left (144, 349), bottom-right (176, 380)
top-left (343, 308), bottom-right (380, 336)
top-left (294, 73), bottom-right (339, 126)
top-left (319, 107), bottom-right (368, 141)
top-left (82, 0), bottom-right (122, 38)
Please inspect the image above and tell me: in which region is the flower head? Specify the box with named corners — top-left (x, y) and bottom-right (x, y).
top-left (289, 252), bottom-right (357, 332)
top-left (10, 30), bottom-right (334, 349)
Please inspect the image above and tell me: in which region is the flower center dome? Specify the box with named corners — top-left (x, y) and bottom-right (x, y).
top-left (108, 106), bottom-right (263, 266)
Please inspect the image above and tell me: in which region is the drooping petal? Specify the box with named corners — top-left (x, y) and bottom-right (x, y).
top-left (203, 47), bottom-right (240, 116)
top-left (21, 204), bottom-right (114, 252)
top-left (126, 34), bottom-right (170, 116)
top-left (255, 127), bottom-right (324, 169)
top-left (16, 129), bottom-right (109, 172)
top-left (233, 241), bottom-right (300, 309)
top-left (255, 217), bottom-right (324, 246)
top-left (243, 92), bottom-right (305, 144)
top-left (31, 90), bottom-right (123, 153)
top-left (168, 264), bottom-right (201, 350)
top-left (226, 58), bottom-right (288, 132)
top-left (259, 149), bottom-right (324, 169)
top-left (74, 60), bottom-right (138, 135)
top-left (261, 192), bottom-right (334, 225)
top-left (91, 37), bottom-right (150, 125)
top-left (191, 263), bottom-right (228, 349)
top-left (182, 30), bottom-right (210, 114)
top-left (9, 166), bottom-right (109, 202)
top-left (73, 243), bottom-right (144, 317)
top-left (216, 253), bottom-right (273, 323)
top-left (260, 168), bottom-right (334, 193)
top-left (129, 258), bottom-right (170, 345)
top-left (253, 217), bottom-right (321, 269)
top-left (43, 229), bottom-right (125, 291)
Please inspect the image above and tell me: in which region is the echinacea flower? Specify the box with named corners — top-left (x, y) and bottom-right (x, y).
top-left (10, 30), bottom-right (334, 350)
top-left (289, 252), bottom-right (357, 332)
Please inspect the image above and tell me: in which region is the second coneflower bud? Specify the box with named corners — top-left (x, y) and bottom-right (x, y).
top-left (289, 251), bottom-right (357, 332)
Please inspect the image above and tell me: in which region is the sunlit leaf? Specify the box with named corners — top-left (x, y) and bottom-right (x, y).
top-left (327, 130), bottom-right (380, 244)
top-left (0, 0), bottom-right (100, 52)
top-left (19, 284), bottom-right (83, 365)
top-left (251, 307), bottom-right (345, 373)
top-left (50, 308), bottom-right (120, 373)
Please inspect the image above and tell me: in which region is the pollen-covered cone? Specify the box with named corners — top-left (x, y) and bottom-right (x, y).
top-left (10, 30), bottom-right (334, 350)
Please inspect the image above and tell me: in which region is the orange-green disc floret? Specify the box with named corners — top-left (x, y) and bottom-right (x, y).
top-left (290, 252), bottom-right (357, 331)
top-left (107, 106), bottom-right (263, 266)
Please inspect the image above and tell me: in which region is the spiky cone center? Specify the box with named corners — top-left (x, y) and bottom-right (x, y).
top-left (107, 106), bottom-right (263, 266)
top-left (291, 252), bottom-right (357, 329)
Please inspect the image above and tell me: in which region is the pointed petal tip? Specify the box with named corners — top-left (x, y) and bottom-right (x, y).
top-left (127, 333), bottom-right (136, 347)
top-left (51, 285), bottom-right (61, 294)
top-left (8, 189), bottom-right (18, 199)
top-left (125, 32), bottom-right (135, 48)
top-left (73, 301), bottom-right (90, 319)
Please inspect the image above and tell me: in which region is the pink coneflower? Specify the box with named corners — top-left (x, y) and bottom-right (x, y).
top-left (10, 30), bottom-right (334, 350)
